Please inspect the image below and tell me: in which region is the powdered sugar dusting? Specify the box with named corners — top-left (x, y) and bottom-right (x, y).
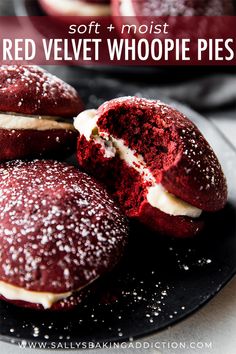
top-left (0, 160), bottom-right (128, 295)
top-left (1, 65), bottom-right (76, 104)
top-left (0, 65), bottom-right (82, 117)
top-left (177, 112), bottom-right (227, 204)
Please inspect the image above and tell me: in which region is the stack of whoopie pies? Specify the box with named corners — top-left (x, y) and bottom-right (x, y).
top-left (0, 65), bottom-right (128, 310)
top-left (0, 66), bottom-right (227, 311)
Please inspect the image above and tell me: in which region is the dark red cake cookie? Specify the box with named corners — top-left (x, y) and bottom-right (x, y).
top-left (0, 65), bottom-right (84, 161)
top-left (113, 0), bottom-right (234, 16)
top-left (0, 160), bottom-right (128, 310)
top-left (39, 0), bottom-right (111, 16)
top-left (74, 97), bottom-right (227, 238)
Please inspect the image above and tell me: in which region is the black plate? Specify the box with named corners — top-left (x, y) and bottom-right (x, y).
top-left (0, 79), bottom-right (235, 348)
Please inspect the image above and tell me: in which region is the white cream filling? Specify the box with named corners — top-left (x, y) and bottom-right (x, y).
top-left (43, 0), bottom-right (111, 16)
top-left (119, 0), bottom-right (136, 16)
top-left (0, 276), bottom-right (100, 309)
top-left (147, 185), bottom-right (202, 218)
top-left (0, 281), bottom-right (75, 309)
top-left (107, 138), bottom-right (202, 218)
top-left (74, 109), bottom-right (99, 139)
top-left (74, 109), bottom-right (202, 218)
top-left (0, 113), bottom-right (74, 131)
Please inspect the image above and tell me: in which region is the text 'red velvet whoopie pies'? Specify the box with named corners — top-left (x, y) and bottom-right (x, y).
top-left (0, 160), bottom-right (128, 310)
top-left (74, 96), bottom-right (227, 238)
top-left (0, 65), bottom-right (84, 161)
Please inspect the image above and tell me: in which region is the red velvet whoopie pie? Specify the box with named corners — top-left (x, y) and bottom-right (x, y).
top-left (0, 65), bottom-right (84, 161)
top-left (0, 160), bottom-right (128, 310)
top-left (74, 96), bottom-right (227, 238)
top-left (112, 0), bottom-right (234, 16)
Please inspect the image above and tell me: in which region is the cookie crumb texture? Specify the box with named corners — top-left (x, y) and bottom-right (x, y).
top-left (77, 97), bottom-right (227, 238)
top-left (0, 65), bottom-right (83, 117)
top-left (0, 160), bottom-right (128, 310)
